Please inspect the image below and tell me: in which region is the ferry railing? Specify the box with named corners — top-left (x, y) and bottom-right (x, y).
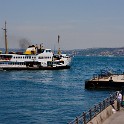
top-left (68, 92), bottom-right (117, 124)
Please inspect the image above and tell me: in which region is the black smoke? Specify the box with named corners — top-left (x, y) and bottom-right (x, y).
top-left (19, 38), bottom-right (31, 49)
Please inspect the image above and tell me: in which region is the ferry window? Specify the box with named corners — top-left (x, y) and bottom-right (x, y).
top-left (41, 49), bottom-right (45, 53)
top-left (46, 50), bottom-right (51, 52)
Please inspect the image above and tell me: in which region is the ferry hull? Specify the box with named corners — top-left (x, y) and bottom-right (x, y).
top-left (0, 65), bottom-right (70, 71)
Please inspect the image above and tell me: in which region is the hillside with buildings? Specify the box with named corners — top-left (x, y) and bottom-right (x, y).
top-left (71, 47), bottom-right (124, 56)
top-left (1, 47), bottom-right (124, 56)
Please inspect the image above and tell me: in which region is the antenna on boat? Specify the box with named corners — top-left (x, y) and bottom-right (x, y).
top-left (57, 35), bottom-right (61, 55)
top-left (2, 21), bottom-right (8, 54)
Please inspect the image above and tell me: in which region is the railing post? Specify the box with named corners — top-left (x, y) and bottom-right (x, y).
top-left (83, 112), bottom-right (86, 124)
top-left (106, 98), bottom-right (109, 106)
top-left (113, 92), bottom-right (116, 100)
top-left (75, 117), bottom-right (78, 124)
top-left (99, 102), bottom-right (101, 112)
top-left (94, 105), bottom-right (96, 116)
top-left (103, 100), bottom-right (106, 109)
top-left (89, 109), bottom-right (92, 120)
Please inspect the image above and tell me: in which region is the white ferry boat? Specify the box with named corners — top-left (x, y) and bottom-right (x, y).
top-left (0, 22), bottom-right (71, 70)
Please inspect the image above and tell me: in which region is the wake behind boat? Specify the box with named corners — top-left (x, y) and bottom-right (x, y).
top-left (0, 22), bottom-right (71, 70)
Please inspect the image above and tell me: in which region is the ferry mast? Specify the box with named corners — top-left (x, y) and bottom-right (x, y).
top-left (58, 35), bottom-right (61, 55)
top-left (2, 21), bottom-right (8, 54)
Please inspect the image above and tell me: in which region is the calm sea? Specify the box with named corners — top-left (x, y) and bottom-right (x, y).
top-left (0, 56), bottom-right (124, 124)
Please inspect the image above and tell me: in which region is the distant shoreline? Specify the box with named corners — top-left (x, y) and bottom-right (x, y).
top-left (1, 47), bottom-right (124, 56)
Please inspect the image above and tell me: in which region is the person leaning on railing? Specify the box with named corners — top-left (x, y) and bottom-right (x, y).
top-left (116, 91), bottom-right (122, 111)
top-left (110, 95), bottom-right (115, 110)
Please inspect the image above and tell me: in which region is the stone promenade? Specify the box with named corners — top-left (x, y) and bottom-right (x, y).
top-left (102, 107), bottom-right (124, 124)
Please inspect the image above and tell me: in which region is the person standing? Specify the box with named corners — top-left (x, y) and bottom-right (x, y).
top-left (117, 92), bottom-right (122, 111)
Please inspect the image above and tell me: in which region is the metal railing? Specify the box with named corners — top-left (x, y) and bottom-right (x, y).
top-left (68, 92), bottom-right (117, 124)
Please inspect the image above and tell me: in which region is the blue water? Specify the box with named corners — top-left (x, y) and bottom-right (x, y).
top-left (0, 56), bottom-right (124, 124)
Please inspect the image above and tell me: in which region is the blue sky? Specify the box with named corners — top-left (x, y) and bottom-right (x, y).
top-left (0, 0), bottom-right (124, 50)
